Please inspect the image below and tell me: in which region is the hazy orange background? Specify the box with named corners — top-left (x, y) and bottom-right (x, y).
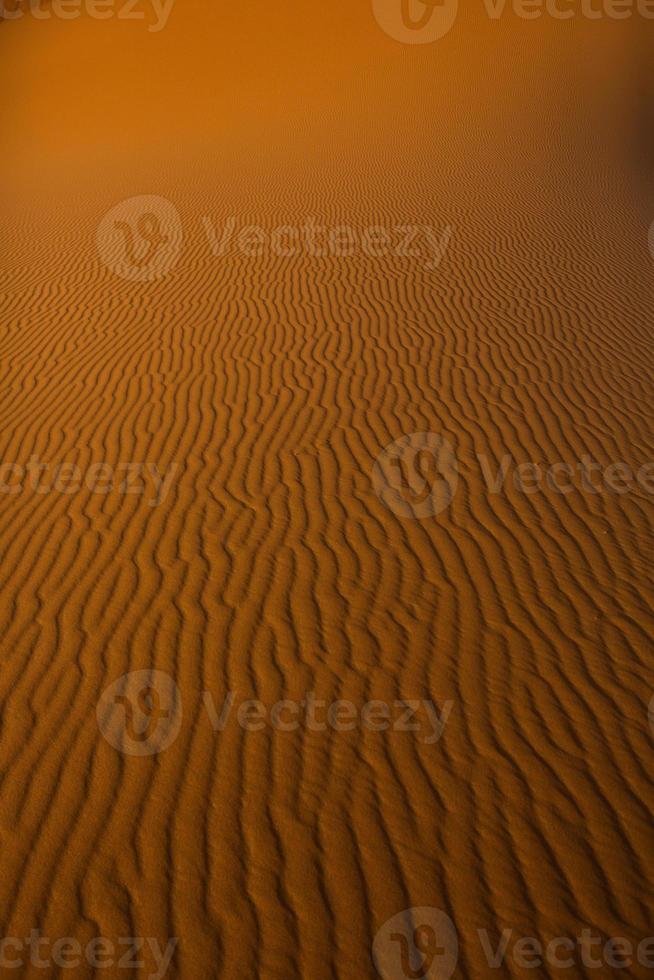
top-left (2, 4), bottom-right (654, 979)
top-left (3, 0), bottom-right (648, 190)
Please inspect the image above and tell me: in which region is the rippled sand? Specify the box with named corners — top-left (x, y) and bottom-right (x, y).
top-left (1, 3), bottom-right (653, 978)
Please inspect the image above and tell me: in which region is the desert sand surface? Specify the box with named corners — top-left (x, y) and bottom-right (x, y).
top-left (1, 1), bottom-right (654, 978)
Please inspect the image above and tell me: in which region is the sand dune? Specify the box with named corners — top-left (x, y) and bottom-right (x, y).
top-left (1, 3), bottom-right (653, 978)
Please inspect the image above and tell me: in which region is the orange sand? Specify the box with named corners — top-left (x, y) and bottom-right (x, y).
top-left (1, 2), bottom-right (653, 978)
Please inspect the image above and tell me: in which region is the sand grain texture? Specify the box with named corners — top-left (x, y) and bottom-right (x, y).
top-left (1, 3), bottom-right (653, 978)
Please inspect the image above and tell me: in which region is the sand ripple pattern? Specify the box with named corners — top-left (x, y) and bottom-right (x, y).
top-left (0, 161), bottom-right (653, 979)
